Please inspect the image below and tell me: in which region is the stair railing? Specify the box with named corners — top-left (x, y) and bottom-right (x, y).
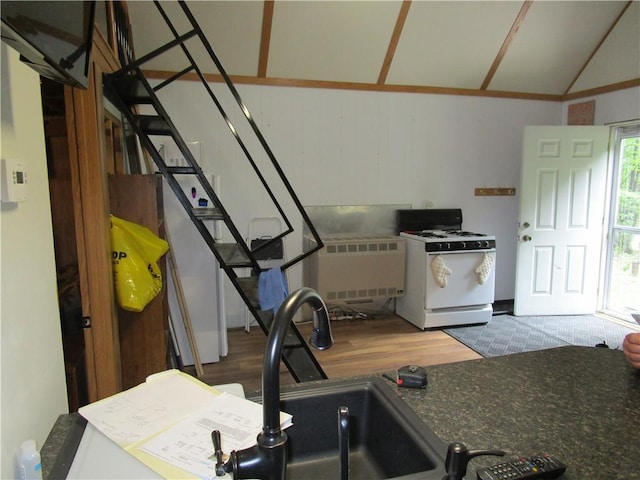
top-left (105, 0), bottom-right (329, 382)
top-left (118, 0), bottom-right (324, 270)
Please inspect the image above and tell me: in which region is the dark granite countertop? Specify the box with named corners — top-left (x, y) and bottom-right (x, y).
top-left (42, 346), bottom-right (640, 479)
top-left (393, 346), bottom-right (640, 479)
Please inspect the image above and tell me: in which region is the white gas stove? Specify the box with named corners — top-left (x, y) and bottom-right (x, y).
top-left (396, 210), bottom-right (496, 329)
top-left (400, 229), bottom-right (496, 252)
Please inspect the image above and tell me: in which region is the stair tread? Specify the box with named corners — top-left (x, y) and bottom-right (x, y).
top-left (108, 75), bottom-right (153, 105)
top-left (138, 115), bottom-right (171, 135)
top-left (237, 276), bottom-right (259, 307)
top-left (234, 294), bottom-right (324, 381)
top-left (216, 243), bottom-right (251, 267)
top-left (193, 207), bottom-right (224, 220)
top-left (281, 347), bottom-right (328, 382)
top-left (166, 166), bottom-right (198, 174)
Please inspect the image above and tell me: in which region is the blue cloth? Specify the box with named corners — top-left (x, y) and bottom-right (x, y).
top-left (258, 267), bottom-right (289, 314)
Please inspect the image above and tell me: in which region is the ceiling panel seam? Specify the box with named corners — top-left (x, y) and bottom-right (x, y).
top-left (563, 0), bottom-right (633, 96)
top-left (378, 0), bottom-right (412, 85)
top-left (481, 0), bottom-right (533, 91)
top-left (258, 0), bottom-right (274, 78)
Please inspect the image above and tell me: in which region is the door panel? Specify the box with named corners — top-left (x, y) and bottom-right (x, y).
top-left (532, 247), bottom-right (553, 295)
top-left (569, 170), bottom-right (589, 226)
top-left (565, 246), bottom-right (586, 293)
top-left (537, 170), bottom-right (558, 228)
top-left (514, 126), bottom-right (609, 315)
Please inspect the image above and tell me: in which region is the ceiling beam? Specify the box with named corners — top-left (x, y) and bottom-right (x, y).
top-left (377, 0), bottom-right (412, 85)
top-left (480, 0), bottom-right (533, 91)
top-left (143, 69), bottom-right (564, 101)
top-left (144, 67), bottom-right (640, 101)
top-left (562, 78), bottom-right (640, 102)
top-left (564, 0), bottom-right (633, 96)
top-left (258, 0), bottom-right (275, 78)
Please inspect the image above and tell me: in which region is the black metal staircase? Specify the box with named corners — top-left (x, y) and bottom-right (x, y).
top-left (104, 0), bottom-right (326, 382)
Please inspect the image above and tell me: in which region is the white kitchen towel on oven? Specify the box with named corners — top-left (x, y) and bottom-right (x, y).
top-left (475, 252), bottom-right (495, 284)
top-left (431, 255), bottom-right (452, 288)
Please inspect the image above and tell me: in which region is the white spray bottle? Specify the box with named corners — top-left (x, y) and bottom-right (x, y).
top-left (16, 439), bottom-right (43, 480)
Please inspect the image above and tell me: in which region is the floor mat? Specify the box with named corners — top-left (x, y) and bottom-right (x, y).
top-left (516, 314), bottom-right (635, 350)
top-left (444, 314), bottom-right (636, 358)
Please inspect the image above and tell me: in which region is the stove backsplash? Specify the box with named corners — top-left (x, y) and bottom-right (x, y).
top-left (303, 204), bottom-right (411, 238)
top-left (396, 208), bottom-right (463, 233)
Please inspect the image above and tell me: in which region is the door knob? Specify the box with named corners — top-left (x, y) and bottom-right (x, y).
top-left (522, 235), bottom-right (532, 242)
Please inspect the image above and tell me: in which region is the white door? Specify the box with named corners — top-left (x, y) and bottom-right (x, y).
top-left (514, 126), bottom-right (610, 315)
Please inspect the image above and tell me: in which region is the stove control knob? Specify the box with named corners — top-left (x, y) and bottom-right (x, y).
top-left (461, 242), bottom-right (466, 249)
top-left (475, 241), bottom-right (482, 249)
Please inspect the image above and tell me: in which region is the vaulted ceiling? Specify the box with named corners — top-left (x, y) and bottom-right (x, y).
top-left (127, 0), bottom-right (640, 101)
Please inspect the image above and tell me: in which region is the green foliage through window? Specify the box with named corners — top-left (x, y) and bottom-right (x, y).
top-left (616, 137), bottom-right (640, 229)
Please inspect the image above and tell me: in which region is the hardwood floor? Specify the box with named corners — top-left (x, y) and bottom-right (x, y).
top-left (186, 314), bottom-right (481, 394)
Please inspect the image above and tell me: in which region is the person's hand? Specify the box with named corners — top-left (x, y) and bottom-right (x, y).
top-left (623, 333), bottom-right (640, 369)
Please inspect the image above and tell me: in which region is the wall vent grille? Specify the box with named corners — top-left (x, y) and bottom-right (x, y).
top-left (304, 236), bottom-right (406, 303)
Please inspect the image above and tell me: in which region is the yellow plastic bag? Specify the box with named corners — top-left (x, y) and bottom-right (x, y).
top-left (111, 215), bottom-right (169, 312)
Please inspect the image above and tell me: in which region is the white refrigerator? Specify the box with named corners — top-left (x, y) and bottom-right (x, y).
top-left (162, 173), bottom-right (227, 365)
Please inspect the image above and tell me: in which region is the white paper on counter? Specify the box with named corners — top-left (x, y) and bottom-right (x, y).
top-left (77, 370), bottom-right (292, 479)
top-left (138, 392), bottom-right (292, 480)
top-left (79, 370), bottom-right (222, 447)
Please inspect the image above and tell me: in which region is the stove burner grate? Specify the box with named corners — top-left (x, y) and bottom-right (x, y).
top-left (444, 230), bottom-right (487, 237)
top-left (403, 230), bottom-right (488, 239)
top-left (413, 231), bottom-right (447, 238)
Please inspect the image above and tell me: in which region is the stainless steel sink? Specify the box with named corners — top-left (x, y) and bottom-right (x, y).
top-left (272, 377), bottom-right (448, 479)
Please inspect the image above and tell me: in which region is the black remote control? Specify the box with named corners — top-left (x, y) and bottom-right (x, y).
top-left (476, 454), bottom-right (566, 480)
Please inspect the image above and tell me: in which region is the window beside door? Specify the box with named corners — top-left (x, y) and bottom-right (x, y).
top-left (603, 124), bottom-right (640, 322)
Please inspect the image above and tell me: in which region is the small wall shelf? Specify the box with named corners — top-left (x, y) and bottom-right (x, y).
top-left (474, 187), bottom-right (516, 196)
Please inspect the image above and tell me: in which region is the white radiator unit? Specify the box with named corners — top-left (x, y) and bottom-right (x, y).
top-left (304, 236), bottom-right (405, 303)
